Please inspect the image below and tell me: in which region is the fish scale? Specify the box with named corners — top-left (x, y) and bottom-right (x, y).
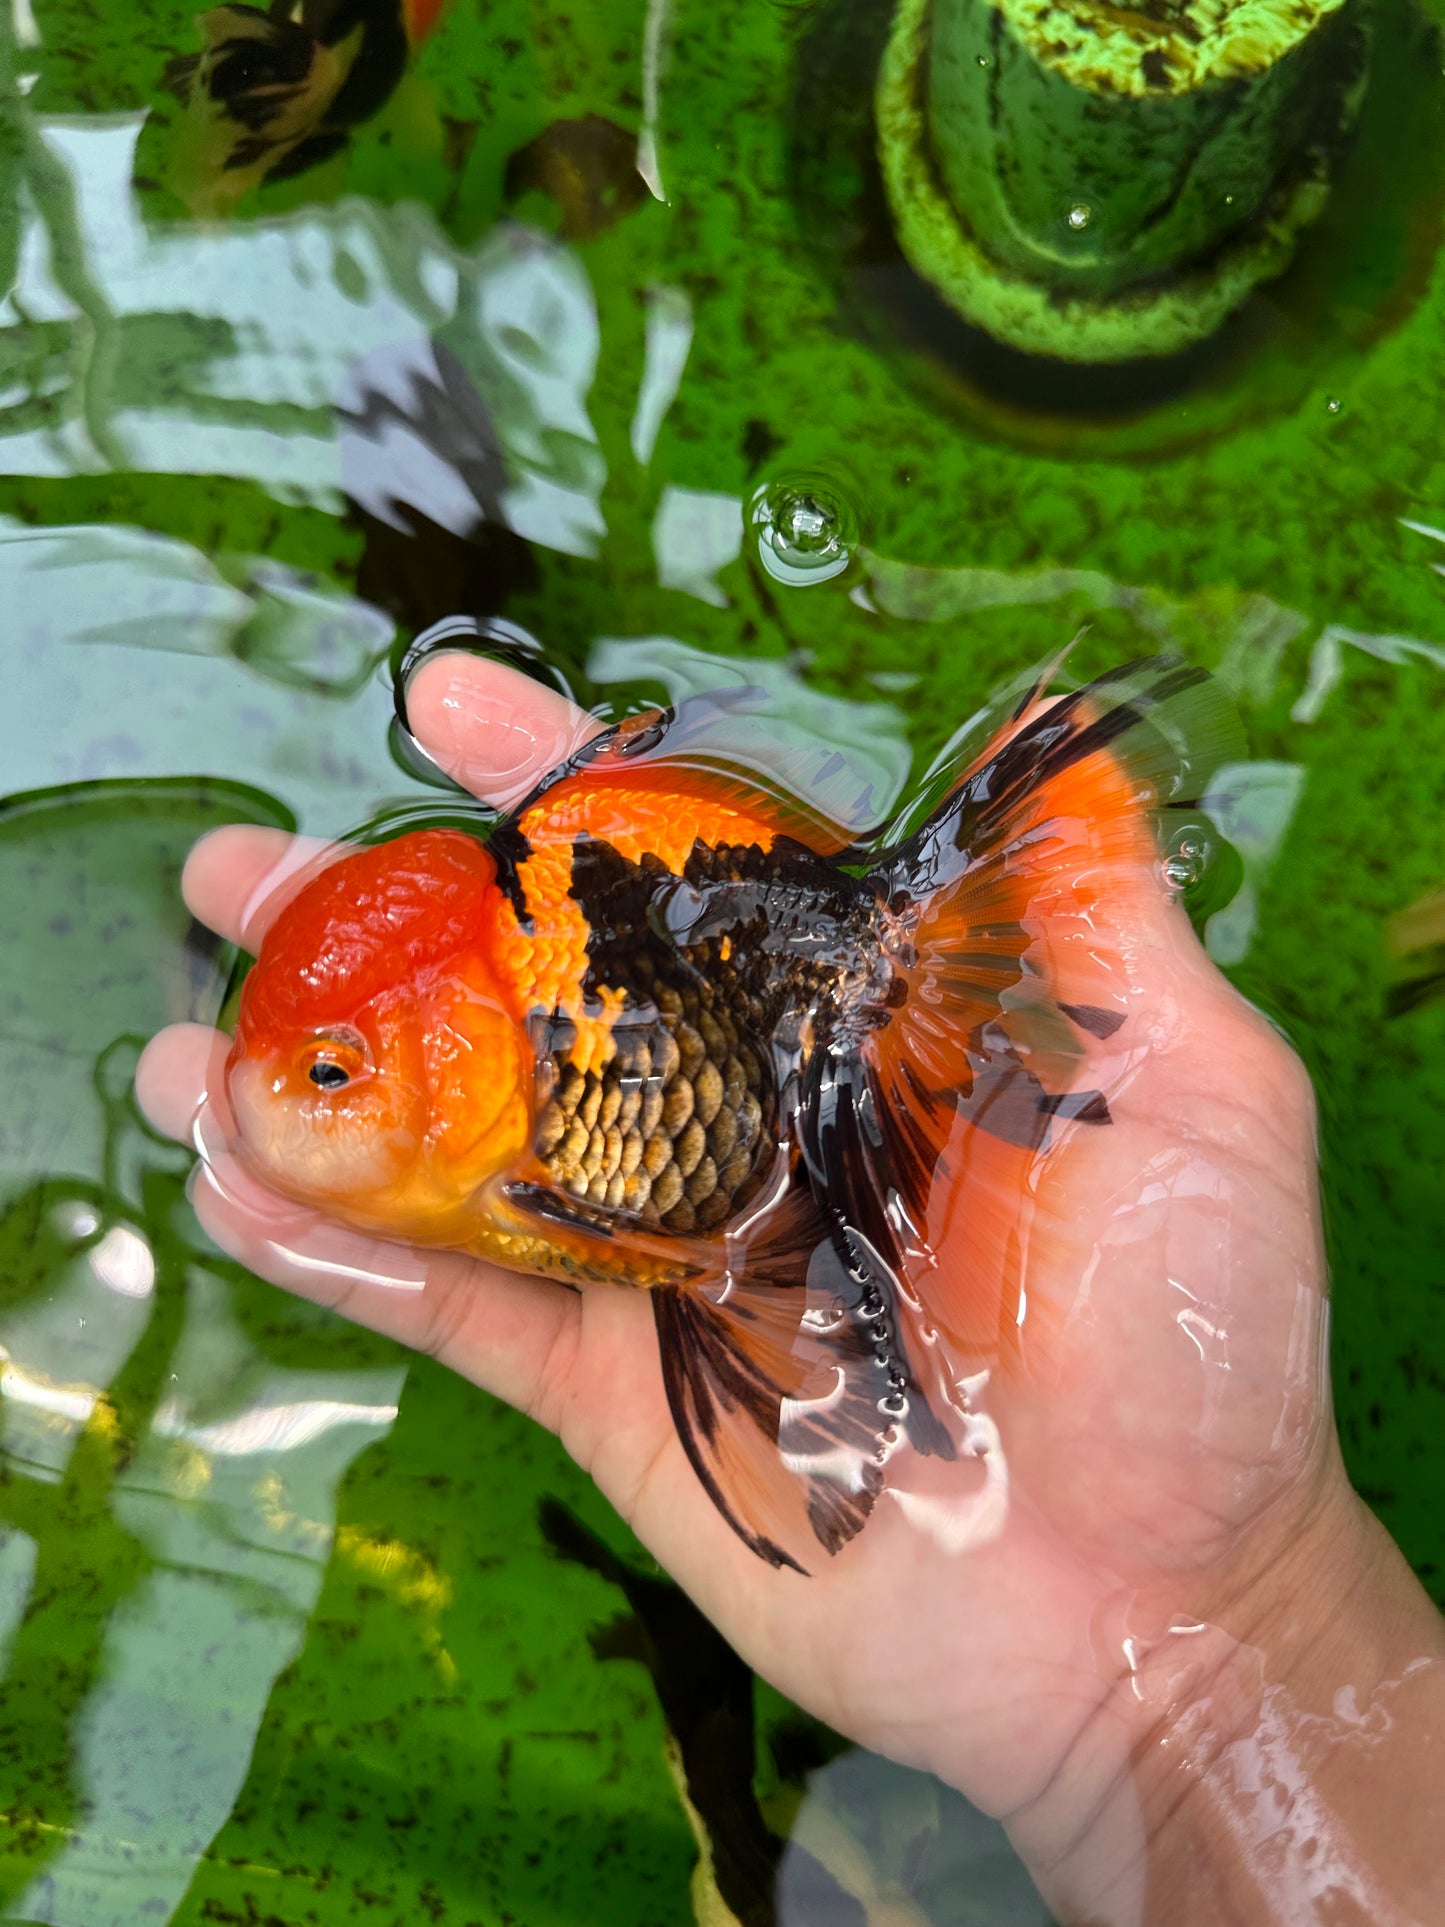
top-left (530, 834), bottom-right (883, 1237)
top-left (533, 953), bottom-right (772, 1234)
top-left (224, 660), bottom-right (1231, 1567)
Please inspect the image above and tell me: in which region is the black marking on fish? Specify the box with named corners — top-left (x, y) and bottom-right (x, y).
top-left (656, 1286), bottom-right (810, 1573)
top-left (504, 1179), bottom-right (617, 1238)
top-left (963, 1023), bottom-right (1112, 1149)
top-left (486, 819), bottom-right (533, 926)
top-left (263, 127), bottom-right (348, 179)
top-left (324, 0), bottom-right (409, 127)
top-left (1059, 1000), bottom-right (1127, 1039)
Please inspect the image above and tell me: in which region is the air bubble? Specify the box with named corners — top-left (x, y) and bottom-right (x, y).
top-left (750, 478), bottom-right (857, 586)
top-left (52, 1199), bottom-right (102, 1242)
top-left (1325, 396), bottom-right (1342, 416)
top-left (976, 53), bottom-right (992, 67)
top-left (1067, 203), bottom-right (1092, 231)
top-left (1162, 835), bottom-right (1208, 897)
top-left (1159, 815), bottom-right (1243, 922)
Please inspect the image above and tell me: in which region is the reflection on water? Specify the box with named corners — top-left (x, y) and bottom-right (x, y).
top-left (0, 782), bottom-right (405, 1924)
top-left (0, 0), bottom-right (1442, 1919)
top-left (777, 1751), bottom-right (1050, 1926)
top-left (2, 115), bottom-right (606, 549)
top-left (545, 1498), bottom-right (1050, 1925)
top-left (2, 522), bottom-right (401, 825)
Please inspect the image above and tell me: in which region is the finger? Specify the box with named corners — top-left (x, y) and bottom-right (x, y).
top-left (404, 652), bottom-right (602, 809)
top-left (183, 827), bottom-right (335, 950)
top-left (137, 1020), bottom-right (595, 1423)
top-left (188, 1151), bottom-right (585, 1421)
top-left (135, 1023), bottom-right (232, 1143)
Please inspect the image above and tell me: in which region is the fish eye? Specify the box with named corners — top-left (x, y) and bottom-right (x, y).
top-left (299, 1028), bottom-right (369, 1093)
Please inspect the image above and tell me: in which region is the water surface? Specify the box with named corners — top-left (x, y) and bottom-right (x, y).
top-left (1, 0), bottom-right (1442, 1920)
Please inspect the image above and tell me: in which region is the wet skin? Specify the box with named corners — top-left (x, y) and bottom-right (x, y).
top-left (137, 653), bottom-right (1445, 1924)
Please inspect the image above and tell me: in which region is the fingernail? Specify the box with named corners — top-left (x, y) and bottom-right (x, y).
top-left (408, 653), bottom-right (580, 807)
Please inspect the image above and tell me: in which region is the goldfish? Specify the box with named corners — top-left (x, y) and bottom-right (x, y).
top-left (224, 656), bottom-right (1234, 1569)
top-left (163, 0), bottom-right (447, 215)
top-left (1386, 886), bottom-right (1445, 1015)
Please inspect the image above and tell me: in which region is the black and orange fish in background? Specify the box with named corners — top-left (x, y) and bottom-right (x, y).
top-left (163, 0), bottom-right (447, 213)
top-left (1387, 886), bottom-right (1445, 1014)
top-left (223, 657), bottom-right (1238, 1569)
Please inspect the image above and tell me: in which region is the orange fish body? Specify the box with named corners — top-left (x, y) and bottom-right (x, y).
top-left (227, 660), bottom-right (1238, 1567)
top-left (165, 0), bottom-right (447, 214)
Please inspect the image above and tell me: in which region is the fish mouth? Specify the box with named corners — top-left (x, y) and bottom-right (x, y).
top-left (227, 1053), bottom-right (415, 1203)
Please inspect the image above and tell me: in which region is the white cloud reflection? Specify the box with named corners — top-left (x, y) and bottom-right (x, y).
top-left (0, 1358), bottom-right (98, 1426)
top-left (1, 115), bottom-right (607, 556)
top-left (87, 1223), bottom-right (156, 1300)
top-left (151, 1395), bottom-right (399, 1457)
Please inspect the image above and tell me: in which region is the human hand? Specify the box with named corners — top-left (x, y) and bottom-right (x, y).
top-left (137, 654), bottom-right (1436, 1923)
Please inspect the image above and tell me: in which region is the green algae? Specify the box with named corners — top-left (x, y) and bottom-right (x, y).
top-left (878, 0), bottom-right (1371, 357)
top-left (925, 0), bottom-right (1368, 291)
top-left (878, 0), bottom-right (1334, 360)
top-left (0, 0), bottom-right (1441, 1921)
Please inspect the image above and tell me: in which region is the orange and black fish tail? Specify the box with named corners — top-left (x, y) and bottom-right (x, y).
top-left (808, 655), bottom-right (1241, 1384)
top-left (653, 1175), bottom-right (935, 1573)
top-left (165, 1), bottom-right (437, 209)
top-left (314, 0), bottom-right (413, 133)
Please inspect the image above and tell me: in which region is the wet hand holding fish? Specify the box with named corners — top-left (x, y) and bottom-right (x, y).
top-left (141, 648), bottom-right (1435, 1923)
top-left (220, 655), bottom-right (1238, 1570)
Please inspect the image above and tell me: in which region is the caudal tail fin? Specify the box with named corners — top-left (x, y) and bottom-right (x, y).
top-left (163, 1), bottom-right (417, 213)
top-left (807, 655), bottom-right (1242, 1388)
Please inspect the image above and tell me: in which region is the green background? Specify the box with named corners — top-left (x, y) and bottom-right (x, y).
top-left (0, 0), bottom-right (1441, 1919)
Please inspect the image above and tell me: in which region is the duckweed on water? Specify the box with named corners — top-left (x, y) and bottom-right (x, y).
top-left (0, 0), bottom-right (1442, 1920)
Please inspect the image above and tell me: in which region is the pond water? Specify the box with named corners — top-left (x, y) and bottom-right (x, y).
top-left (0, 0), bottom-right (1442, 1921)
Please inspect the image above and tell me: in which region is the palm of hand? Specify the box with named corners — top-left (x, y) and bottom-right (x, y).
top-left (137, 656), bottom-right (1332, 1827)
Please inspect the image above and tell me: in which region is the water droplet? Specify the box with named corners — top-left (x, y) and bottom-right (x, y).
top-left (975, 53), bottom-right (992, 68)
top-left (1326, 396), bottom-right (1342, 416)
top-left (1067, 203), bottom-right (1092, 231)
top-left (1161, 817), bottom-right (1244, 920)
top-left (1161, 831), bottom-right (1210, 899)
top-left (750, 478), bottom-right (857, 586)
top-left (52, 1199), bottom-right (101, 1242)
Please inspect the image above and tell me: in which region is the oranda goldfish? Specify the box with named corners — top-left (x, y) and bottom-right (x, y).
top-left (164, 0), bottom-right (447, 215)
top-left (225, 656), bottom-right (1233, 1569)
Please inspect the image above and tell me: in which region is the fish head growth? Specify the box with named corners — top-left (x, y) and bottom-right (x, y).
top-left (226, 829), bottom-right (532, 1245)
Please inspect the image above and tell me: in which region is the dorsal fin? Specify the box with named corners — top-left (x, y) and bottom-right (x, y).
top-left (510, 693), bottom-right (880, 859)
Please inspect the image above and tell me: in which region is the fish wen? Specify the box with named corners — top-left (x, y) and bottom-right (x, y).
top-left (219, 656), bottom-right (1240, 1570)
top-left (163, 0), bottom-right (447, 216)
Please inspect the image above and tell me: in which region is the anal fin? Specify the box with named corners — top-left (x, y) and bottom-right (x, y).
top-left (654, 1175), bottom-right (913, 1573)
